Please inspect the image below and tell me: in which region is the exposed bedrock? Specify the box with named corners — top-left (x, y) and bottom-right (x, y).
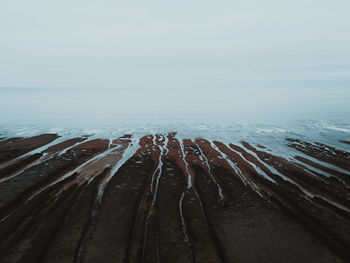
top-left (0, 134), bottom-right (349, 263)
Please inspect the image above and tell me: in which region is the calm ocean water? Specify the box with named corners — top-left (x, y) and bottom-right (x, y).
top-left (1, 87), bottom-right (349, 124)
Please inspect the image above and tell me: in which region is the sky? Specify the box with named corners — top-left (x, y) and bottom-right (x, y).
top-left (0, 0), bottom-right (349, 122)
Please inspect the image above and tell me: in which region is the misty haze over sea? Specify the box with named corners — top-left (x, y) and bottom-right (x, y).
top-left (0, 86), bottom-right (349, 124)
top-left (0, 0), bottom-right (349, 129)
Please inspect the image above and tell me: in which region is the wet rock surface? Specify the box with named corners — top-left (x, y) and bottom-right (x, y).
top-left (0, 133), bottom-right (349, 263)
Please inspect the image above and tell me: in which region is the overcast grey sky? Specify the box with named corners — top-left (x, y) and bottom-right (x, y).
top-left (1, 0), bottom-right (350, 89)
top-left (1, 1), bottom-right (350, 123)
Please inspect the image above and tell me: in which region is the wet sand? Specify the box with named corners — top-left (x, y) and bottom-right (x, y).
top-left (0, 133), bottom-right (349, 263)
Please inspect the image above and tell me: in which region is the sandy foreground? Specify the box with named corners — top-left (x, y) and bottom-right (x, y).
top-left (0, 133), bottom-right (349, 263)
